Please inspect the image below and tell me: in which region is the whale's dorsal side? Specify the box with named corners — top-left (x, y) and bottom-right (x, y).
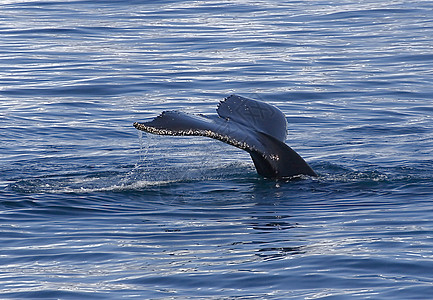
top-left (133, 95), bottom-right (316, 179)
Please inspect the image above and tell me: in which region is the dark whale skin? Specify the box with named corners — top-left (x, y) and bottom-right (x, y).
top-left (134, 95), bottom-right (316, 179)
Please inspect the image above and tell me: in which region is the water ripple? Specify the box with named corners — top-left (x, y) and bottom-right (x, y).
top-left (1, 0), bottom-right (433, 299)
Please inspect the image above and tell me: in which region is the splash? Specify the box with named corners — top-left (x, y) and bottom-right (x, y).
top-left (8, 134), bottom-right (250, 194)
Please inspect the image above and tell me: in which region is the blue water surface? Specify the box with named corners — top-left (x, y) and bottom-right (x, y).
top-left (1, 0), bottom-right (433, 299)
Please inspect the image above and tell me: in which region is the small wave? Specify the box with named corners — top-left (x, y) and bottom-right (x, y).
top-left (7, 159), bottom-right (426, 195)
top-left (7, 160), bottom-right (254, 194)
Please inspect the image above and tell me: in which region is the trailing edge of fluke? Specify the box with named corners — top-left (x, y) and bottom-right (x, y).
top-left (133, 95), bottom-right (316, 179)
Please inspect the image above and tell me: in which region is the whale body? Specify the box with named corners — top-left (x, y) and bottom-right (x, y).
top-left (133, 95), bottom-right (316, 179)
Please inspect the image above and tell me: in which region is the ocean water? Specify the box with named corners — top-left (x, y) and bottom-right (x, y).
top-left (1, 0), bottom-right (433, 298)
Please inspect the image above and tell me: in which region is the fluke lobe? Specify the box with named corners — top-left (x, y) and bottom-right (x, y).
top-left (133, 95), bottom-right (316, 179)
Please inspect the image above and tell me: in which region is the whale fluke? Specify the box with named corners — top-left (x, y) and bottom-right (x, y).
top-left (133, 95), bottom-right (316, 179)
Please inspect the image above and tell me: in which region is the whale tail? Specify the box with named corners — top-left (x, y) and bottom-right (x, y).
top-left (133, 95), bottom-right (316, 179)
top-left (217, 95), bottom-right (288, 142)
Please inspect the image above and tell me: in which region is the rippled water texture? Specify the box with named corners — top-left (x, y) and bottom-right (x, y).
top-left (1, 0), bottom-right (433, 299)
